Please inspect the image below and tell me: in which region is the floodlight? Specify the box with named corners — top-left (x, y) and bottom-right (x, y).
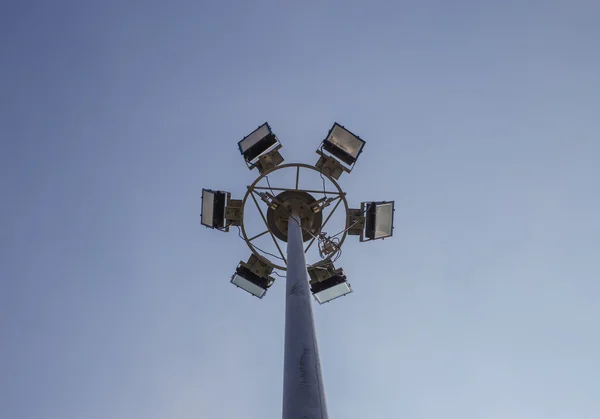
top-left (201, 189), bottom-right (228, 230)
top-left (321, 123), bottom-right (365, 167)
top-left (230, 255), bottom-right (275, 299)
top-left (239, 122), bottom-right (284, 173)
top-left (308, 263), bottom-right (352, 304)
top-left (364, 201), bottom-right (395, 241)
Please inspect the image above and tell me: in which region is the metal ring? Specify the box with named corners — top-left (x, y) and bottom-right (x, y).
top-left (240, 163), bottom-right (350, 271)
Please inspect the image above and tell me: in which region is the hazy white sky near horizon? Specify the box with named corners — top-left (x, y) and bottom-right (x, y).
top-left (1, 1), bottom-right (599, 418)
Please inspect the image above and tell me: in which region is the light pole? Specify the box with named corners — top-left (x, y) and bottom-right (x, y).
top-left (201, 122), bottom-right (395, 418)
top-left (283, 213), bottom-right (328, 418)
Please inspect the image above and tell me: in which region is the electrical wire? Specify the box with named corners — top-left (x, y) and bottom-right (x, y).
top-left (265, 175), bottom-right (276, 197)
top-left (332, 247), bottom-right (342, 263)
top-left (216, 221), bottom-right (235, 232)
top-left (235, 226), bottom-right (285, 261)
top-left (235, 225), bottom-right (245, 240)
top-left (318, 145), bottom-right (328, 199)
top-left (329, 221), bottom-right (358, 239)
top-left (329, 206), bottom-right (369, 239)
top-left (317, 232), bottom-right (343, 260)
top-left (253, 245), bottom-right (284, 261)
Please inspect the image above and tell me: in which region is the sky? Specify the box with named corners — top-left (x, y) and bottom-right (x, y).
top-left (1, 1), bottom-right (599, 418)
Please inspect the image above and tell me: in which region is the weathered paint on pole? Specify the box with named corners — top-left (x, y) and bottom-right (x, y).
top-left (282, 214), bottom-right (329, 419)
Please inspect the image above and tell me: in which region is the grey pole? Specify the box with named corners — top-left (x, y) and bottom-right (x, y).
top-left (282, 214), bottom-right (329, 419)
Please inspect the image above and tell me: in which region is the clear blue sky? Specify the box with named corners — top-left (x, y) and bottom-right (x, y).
top-left (1, 1), bottom-right (599, 418)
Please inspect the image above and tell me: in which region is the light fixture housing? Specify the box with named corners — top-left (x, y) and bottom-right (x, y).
top-left (239, 122), bottom-right (284, 172)
top-left (230, 255), bottom-right (275, 299)
top-left (224, 198), bottom-right (243, 227)
top-left (308, 263), bottom-right (352, 304)
top-left (364, 201), bottom-right (395, 241)
top-left (347, 208), bottom-right (365, 236)
top-left (201, 189), bottom-right (229, 230)
top-left (321, 123), bottom-right (365, 167)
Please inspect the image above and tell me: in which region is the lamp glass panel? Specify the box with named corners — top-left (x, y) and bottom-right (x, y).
top-left (201, 189), bottom-right (215, 227)
top-left (314, 282), bottom-right (352, 304)
top-left (231, 274), bottom-right (267, 298)
top-left (239, 124), bottom-right (271, 153)
top-left (326, 124), bottom-right (365, 160)
top-left (374, 202), bottom-right (394, 239)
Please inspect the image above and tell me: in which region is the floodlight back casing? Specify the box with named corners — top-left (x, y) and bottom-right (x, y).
top-left (256, 146), bottom-right (284, 173)
top-left (239, 122), bottom-right (280, 164)
top-left (308, 263), bottom-right (341, 283)
top-left (308, 264), bottom-right (352, 304)
top-left (201, 189), bottom-right (228, 230)
top-left (245, 254), bottom-right (274, 278)
top-left (315, 153), bottom-right (345, 180)
top-left (231, 255), bottom-right (275, 299)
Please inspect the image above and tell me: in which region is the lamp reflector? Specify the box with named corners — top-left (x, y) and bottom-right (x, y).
top-left (238, 123), bottom-right (279, 163)
top-left (201, 189), bottom-right (227, 229)
top-left (310, 274), bottom-right (352, 304)
top-left (322, 123), bottom-right (365, 166)
top-left (230, 265), bottom-right (269, 299)
top-left (365, 201), bottom-right (395, 240)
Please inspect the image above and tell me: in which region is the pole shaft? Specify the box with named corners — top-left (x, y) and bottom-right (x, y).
top-left (283, 214), bottom-right (329, 419)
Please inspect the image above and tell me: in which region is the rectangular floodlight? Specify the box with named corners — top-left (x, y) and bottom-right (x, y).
top-left (201, 189), bottom-right (227, 229)
top-left (238, 122), bottom-right (279, 163)
top-left (310, 273), bottom-right (352, 304)
top-left (231, 265), bottom-right (270, 299)
top-left (322, 123), bottom-right (365, 166)
top-left (365, 201), bottom-right (395, 241)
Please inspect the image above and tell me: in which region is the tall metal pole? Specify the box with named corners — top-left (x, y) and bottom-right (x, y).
top-left (282, 214), bottom-right (329, 419)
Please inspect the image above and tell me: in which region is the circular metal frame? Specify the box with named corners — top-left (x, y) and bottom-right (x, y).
top-left (240, 163), bottom-right (349, 271)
